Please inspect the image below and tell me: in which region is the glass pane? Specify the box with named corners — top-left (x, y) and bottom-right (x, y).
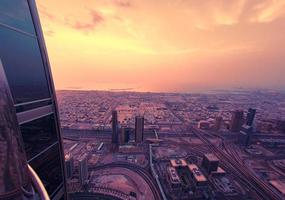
top-left (15, 99), bottom-right (52, 113)
top-left (0, 0), bottom-right (35, 34)
top-left (0, 27), bottom-right (50, 104)
top-left (29, 143), bottom-right (64, 196)
top-left (20, 114), bottom-right (58, 160)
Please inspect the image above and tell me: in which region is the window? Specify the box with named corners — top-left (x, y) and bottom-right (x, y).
top-left (20, 114), bottom-right (58, 160)
top-left (0, 27), bottom-right (50, 104)
top-left (29, 143), bottom-right (64, 197)
top-left (0, 0), bottom-right (35, 34)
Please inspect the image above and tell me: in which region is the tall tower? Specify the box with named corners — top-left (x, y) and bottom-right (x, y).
top-left (65, 154), bottom-right (74, 179)
top-left (214, 116), bottom-right (223, 130)
top-left (112, 110), bottom-right (118, 145)
top-left (0, 1), bottom-right (67, 199)
top-left (246, 108), bottom-right (256, 126)
top-left (119, 127), bottom-right (126, 145)
top-left (78, 154), bottom-right (88, 186)
top-left (135, 116), bottom-right (144, 143)
top-left (230, 110), bottom-right (244, 132)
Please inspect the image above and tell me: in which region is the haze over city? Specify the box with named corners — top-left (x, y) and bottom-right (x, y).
top-left (2, 1), bottom-right (285, 200)
top-left (38, 0), bottom-right (285, 92)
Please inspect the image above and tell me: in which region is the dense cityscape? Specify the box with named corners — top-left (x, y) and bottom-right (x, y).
top-left (57, 89), bottom-right (285, 200)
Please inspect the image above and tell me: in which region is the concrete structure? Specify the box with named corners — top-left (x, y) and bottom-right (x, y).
top-left (201, 153), bottom-right (219, 174)
top-left (188, 164), bottom-right (208, 187)
top-left (214, 116), bottom-right (223, 130)
top-left (230, 110), bottom-right (244, 132)
top-left (112, 110), bottom-right (119, 145)
top-left (239, 125), bottom-right (253, 147)
top-left (79, 154), bottom-right (89, 186)
top-left (198, 120), bottom-right (210, 130)
top-left (119, 127), bottom-right (126, 145)
top-left (135, 116), bottom-right (144, 143)
top-left (167, 167), bottom-right (181, 190)
top-left (170, 159), bottom-right (188, 169)
top-left (65, 154), bottom-right (74, 179)
top-left (246, 108), bottom-right (256, 126)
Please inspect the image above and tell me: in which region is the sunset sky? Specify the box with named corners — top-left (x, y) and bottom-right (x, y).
top-left (37, 0), bottom-right (285, 92)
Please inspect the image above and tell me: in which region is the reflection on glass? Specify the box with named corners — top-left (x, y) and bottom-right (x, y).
top-left (0, 59), bottom-right (32, 199)
top-left (20, 114), bottom-right (58, 160)
top-left (0, 27), bottom-right (50, 104)
top-left (29, 143), bottom-right (63, 196)
top-left (15, 98), bottom-right (52, 113)
top-left (0, 0), bottom-right (35, 34)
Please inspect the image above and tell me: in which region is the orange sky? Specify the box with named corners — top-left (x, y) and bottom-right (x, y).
top-left (37, 0), bottom-right (285, 92)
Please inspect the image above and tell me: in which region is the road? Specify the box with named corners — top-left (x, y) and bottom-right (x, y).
top-left (88, 162), bottom-right (162, 200)
top-left (192, 127), bottom-right (284, 200)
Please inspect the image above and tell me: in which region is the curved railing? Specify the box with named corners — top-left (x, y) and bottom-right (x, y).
top-left (27, 164), bottom-right (50, 200)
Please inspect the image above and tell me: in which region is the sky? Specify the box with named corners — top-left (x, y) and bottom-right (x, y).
top-left (37, 0), bottom-right (285, 92)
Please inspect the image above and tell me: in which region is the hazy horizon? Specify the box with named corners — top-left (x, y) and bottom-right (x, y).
top-left (38, 0), bottom-right (285, 92)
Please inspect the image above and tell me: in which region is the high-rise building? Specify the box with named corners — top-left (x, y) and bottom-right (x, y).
top-left (65, 154), bottom-right (74, 179)
top-left (112, 110), bottom-right (119, 145)
top-left (246, 108), bottom-right (256, 126)
top-left (201, 153), bottom-right (219, 174)
top-left (239, 125), bottom-right (253, 147)
top-left (0, 1), bottom-right (66, 199)
top-left (214, 116), bottom-right (223, 130)
top-left (230, 110), bottom-right (244, 132)
top-left (119, 127), bottom-right (126, 145)
top-left (124, 128), bottom-right (131, 143)
top-left (135, 116), bottom-right (144, 143)
top-left (78, 154), bottom-right (88, 186)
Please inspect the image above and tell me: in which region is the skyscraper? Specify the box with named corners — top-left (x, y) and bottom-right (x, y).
top-left (0, 1), bottom-right (66, 199)
top-left (246, 108), bottom-right (256, 126)
top-left (119, 127), bottom-right (126, 145)
top-left (230, 110), bottom-right (244, 132)
top-left (65, 154), bottom-right (74, 179)
top-left (78, 154), bottom-right (88, 186)
top-left (135, 116), bottom-right (144, 143)
top-left (214, 116), bottom-right (223, 131)
top-left (239, 125), bottom-right (253, 147)
top-left (124, 127), bottom-right (131, 143)
top-left (112, 110), bottom-right (119, 145)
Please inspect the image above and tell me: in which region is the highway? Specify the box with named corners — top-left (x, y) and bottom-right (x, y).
top-left (88, 162), bottom-right (162, 200)
top-left (192, 127), bottom-right (284, 200)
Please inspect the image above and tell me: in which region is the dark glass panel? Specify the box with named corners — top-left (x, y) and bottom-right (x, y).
top-left (0, 27), bottom-right (50, 104)
top-left (15, 99), bottom-right (52, 113)
top-left (29, 143), bottom-right (64, 196)
top-left (20, 114), bottom-right (58, 160)
top-left (0, 0), bottom-right (35, 34)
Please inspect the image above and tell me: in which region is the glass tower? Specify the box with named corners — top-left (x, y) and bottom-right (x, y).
top-left (0, 0), bottom-right (66, 199)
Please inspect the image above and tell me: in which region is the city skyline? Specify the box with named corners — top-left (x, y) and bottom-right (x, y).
top-left (2, 1), bottom-right (285, 200)
top-left (38, 0), bottom-right (285, 92)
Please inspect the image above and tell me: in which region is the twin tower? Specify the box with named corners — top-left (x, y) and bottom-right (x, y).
top-left (111, 110), bottom-right (144, 146)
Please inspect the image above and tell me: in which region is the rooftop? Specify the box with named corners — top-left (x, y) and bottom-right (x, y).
top-left (188, 164), bottom-right (207, 183)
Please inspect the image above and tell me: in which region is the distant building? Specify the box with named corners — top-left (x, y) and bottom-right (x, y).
top-left (239, 125), bottom-right (253, 147)
top-left (230, 110), bottom-right (244, 132)
top-left (78, 154), bottom-right (88, 186)
top-left (246, 108), bottom-right (256, 126)
top-left (65, 154), bottom-right (74, 179)
top-left (201, 153), bottom-right (219, 174)
top-left (188, 164), bottom-right (208, 188)
top-left (198, 120), bottom-right (210, 130)
top-left (167, 167), bottom-right (181, 190)
top-left (170, 159), bottom-right (188, 169)
top-left (135, 116), bottom-right (144, 143)
top-left (124, 128), bottom-right (131, 143)
top-left (112, 110), bottom-right (119, 145)
top-left (119, 127), bottom-right (126, 145)
top-left (214, 116), bottom-right (223, 130)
